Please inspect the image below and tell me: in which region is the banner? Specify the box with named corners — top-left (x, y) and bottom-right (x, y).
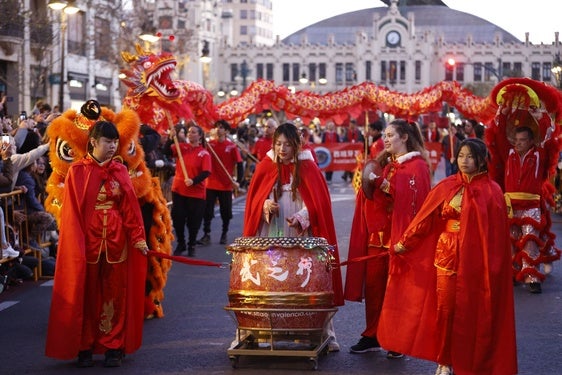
top-left (314, 142), bottom-right (363, 171)
top-left (425, 141), bottom-right (443, 172)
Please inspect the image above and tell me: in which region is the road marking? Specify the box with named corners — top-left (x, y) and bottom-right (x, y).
top-left (0, 301), bottom-right (19, 311)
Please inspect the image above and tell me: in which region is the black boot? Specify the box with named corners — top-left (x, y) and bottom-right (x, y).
top-left (220, 232), bottom-right (228, 245)
top-left (77, 350), bottom-right (94, 368)
top-left (104, 349), bottom-right (123, 367)
top-left (187, 245), bottom-right (195, 257)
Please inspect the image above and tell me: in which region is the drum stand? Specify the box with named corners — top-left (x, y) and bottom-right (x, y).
top-left (225, 307), bottom-right (338, 370)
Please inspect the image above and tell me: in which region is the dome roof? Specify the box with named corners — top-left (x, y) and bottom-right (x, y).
top-left (281, 5), bottom-right (520, 45)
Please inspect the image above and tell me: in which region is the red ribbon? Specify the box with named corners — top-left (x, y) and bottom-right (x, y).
top-left (147, 250), bottom-right (227, 268)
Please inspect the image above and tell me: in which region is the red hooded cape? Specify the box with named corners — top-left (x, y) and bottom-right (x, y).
top-left (45, 157), bottom-right (147, 360)
top-left (377, 172), bottom-right (517, 375)
top-left (243, 153), bottom-right (344, 306)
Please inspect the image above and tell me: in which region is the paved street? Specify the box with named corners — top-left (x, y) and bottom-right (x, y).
top-left (0, 170), bottom-right (561, 374)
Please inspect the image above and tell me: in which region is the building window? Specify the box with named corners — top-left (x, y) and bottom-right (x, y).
top-left (309, 63), bottom-right (317, 82)
top-left (266, 63), bottom-right (274, 80)
top-left (68, 11), bottom-right (86, 56)
top-left (240, 25), bottom-right (247, 35)
top-left (415, 60), bottom-right (421, 81)
top-left (389, 61), bottom-right (397, 83)
top-left (282, 63), bottom-right (290, 82)
top-left (318, 63), bottom-right (327, 82)
top-left (531, 62), bottom-right (541, 80)
top-left (473, 63), bottom-right (482, 82)
top-left (230, 63), bottom-right (238, 82)
top-left (94, 17), bottom-right (111, 61)
top-left (335, 63), bottom-right (343, 85)
top-left (345, 63), bottom-right (355, 83)
top-left (513, 62), bottom-right (523, 76)
top-left (543, 62), bottom-right (552, 81)
top-left (399, 61), bottom-right (406, 81)
top-left (445, 59), bottom-right (454, 81)
top-left (292, 63), bottom-right (300, 82)
top-left (456, 63), bottom-right (465, 81)
top-left (381, 61), bottom-right (387, 81)
top-left (256, 63), bottom-right (264, 79)
top-left (240, 9), bottom-right (247, 19)
top-left (365, 61), bottom-right (372, 81)
top-left (484, 62), bottom-right (495, 81)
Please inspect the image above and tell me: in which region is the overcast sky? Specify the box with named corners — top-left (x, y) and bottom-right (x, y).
top-left (272, 0), bottom-right (560, 44)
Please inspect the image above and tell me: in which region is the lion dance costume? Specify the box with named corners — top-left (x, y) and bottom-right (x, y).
top-left (45, 100), bottom-right (173, 318)
top-left (486, 78), bottom-right (562, 287)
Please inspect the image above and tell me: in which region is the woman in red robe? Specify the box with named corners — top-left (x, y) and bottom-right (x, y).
top-left (45, 121), bottom-right (148, 368)
top-left (345, 119), bottom-right (431, 356)
top-left (243, 122), bottom-right (343, 350)
top-left (378, 138), bottom-right (517, 375)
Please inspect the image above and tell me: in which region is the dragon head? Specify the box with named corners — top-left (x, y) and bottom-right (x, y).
top-left (121, 44), bottom-right (179, 100)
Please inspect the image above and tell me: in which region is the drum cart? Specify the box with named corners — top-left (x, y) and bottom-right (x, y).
top-left (225, 307), bottom-right (338, 370)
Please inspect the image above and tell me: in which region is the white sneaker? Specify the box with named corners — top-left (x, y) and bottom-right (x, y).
top-left (2, 245), bottom-right (20, 258)
top-left (327, 339), bottom-right (340, 352)
top-left (544, 262), bottom-right (553, 275)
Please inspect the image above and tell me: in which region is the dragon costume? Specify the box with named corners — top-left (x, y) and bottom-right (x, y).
top-left (45, 100), bottom-right (174, 319)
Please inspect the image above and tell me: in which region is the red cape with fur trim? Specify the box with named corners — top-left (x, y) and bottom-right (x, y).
top-left (378, 172), bottom-right (517, 375)
top-left (243, 153), bottom-right (344, 306)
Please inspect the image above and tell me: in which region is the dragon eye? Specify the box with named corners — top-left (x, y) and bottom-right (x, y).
top-left (55, 138), bottom-right (76, 163)
top-left (143, 61), bottom-right (152, 69)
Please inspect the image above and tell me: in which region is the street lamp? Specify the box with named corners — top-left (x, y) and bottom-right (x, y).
top-left (200, 40), bottom-right (211, 88)
top-left (48, 0), bottom-right (80, 112)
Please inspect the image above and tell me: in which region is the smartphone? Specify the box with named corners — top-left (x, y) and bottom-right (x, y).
top-left (19, 111), bottom-right (27, 120)
top-left (1, 135), bottom-right (8, 143)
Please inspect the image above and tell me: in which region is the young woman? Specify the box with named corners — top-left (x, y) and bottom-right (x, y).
top-left (243, 122), bottom-right (343, 350)
top-left (378, 138), bottom-right (517, 375)
top-left (346, 119), bottom-right (431, 357)
top-left (45, 120), bottom-right (149, 368)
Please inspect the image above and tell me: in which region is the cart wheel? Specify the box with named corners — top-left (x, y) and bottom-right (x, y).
top-left (309, 358), bottom-right (318, 370)
top-left (229, 356), bottom-right (239, 368)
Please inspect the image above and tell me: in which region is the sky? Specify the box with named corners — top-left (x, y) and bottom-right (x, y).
top-left (273, 0), bottom-right (560, 45)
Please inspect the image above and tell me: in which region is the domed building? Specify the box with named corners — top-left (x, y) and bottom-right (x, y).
top-left (217, 0), bottom-right (560, 99)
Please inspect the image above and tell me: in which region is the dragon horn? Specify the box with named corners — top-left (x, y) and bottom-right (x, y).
top-left (135, 43), bottom-right (149, 56)
top-left (121, 51), bottom-right (138, 63)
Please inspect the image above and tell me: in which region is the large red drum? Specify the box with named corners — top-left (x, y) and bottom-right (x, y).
top-left (227, 237), bottom-right (335, 330)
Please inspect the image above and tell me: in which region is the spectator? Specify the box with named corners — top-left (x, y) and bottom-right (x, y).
top-left (341, 119), bottom-right (364, 182)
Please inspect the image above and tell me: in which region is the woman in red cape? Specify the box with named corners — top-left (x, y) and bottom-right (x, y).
top-left (243, 124), bottom-right (343, 306)
top-left (45, 121), bottom-right (148, 367)
top-left (378, 138), bottom-right (517, 375)
top-left (242, 122), bottom-right (343, 351)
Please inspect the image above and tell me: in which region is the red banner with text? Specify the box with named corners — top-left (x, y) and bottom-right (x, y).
top-left (313, 143), bottom-right (364, 171)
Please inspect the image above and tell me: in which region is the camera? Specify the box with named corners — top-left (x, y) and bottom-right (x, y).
top-left (19, 111), bottom-right (27, 121)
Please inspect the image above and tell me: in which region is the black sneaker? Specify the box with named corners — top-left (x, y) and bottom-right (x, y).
top-left (104, 349), bottom-right (123, 367)
top-left (220, 232), bottom-right (227, 245)
top-left (196, 234), bottom-right (210, 245)
top-left (77, 350), bottom-right (94, 368)
top-left (187, 246), bottom-right (195, 257)
top-left (350, 336), bottom-right (381, 353)
top-left (529, 282), bottom-right (542, 294)
top-left (387, 351), bottom-right (404, 359)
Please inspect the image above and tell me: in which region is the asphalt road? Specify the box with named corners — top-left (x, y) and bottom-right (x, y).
top-left (0, 170), bottom-right (561, 374)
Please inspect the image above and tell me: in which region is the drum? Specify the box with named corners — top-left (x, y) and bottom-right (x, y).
top-left (227, 236), bottom-right (335, 330)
